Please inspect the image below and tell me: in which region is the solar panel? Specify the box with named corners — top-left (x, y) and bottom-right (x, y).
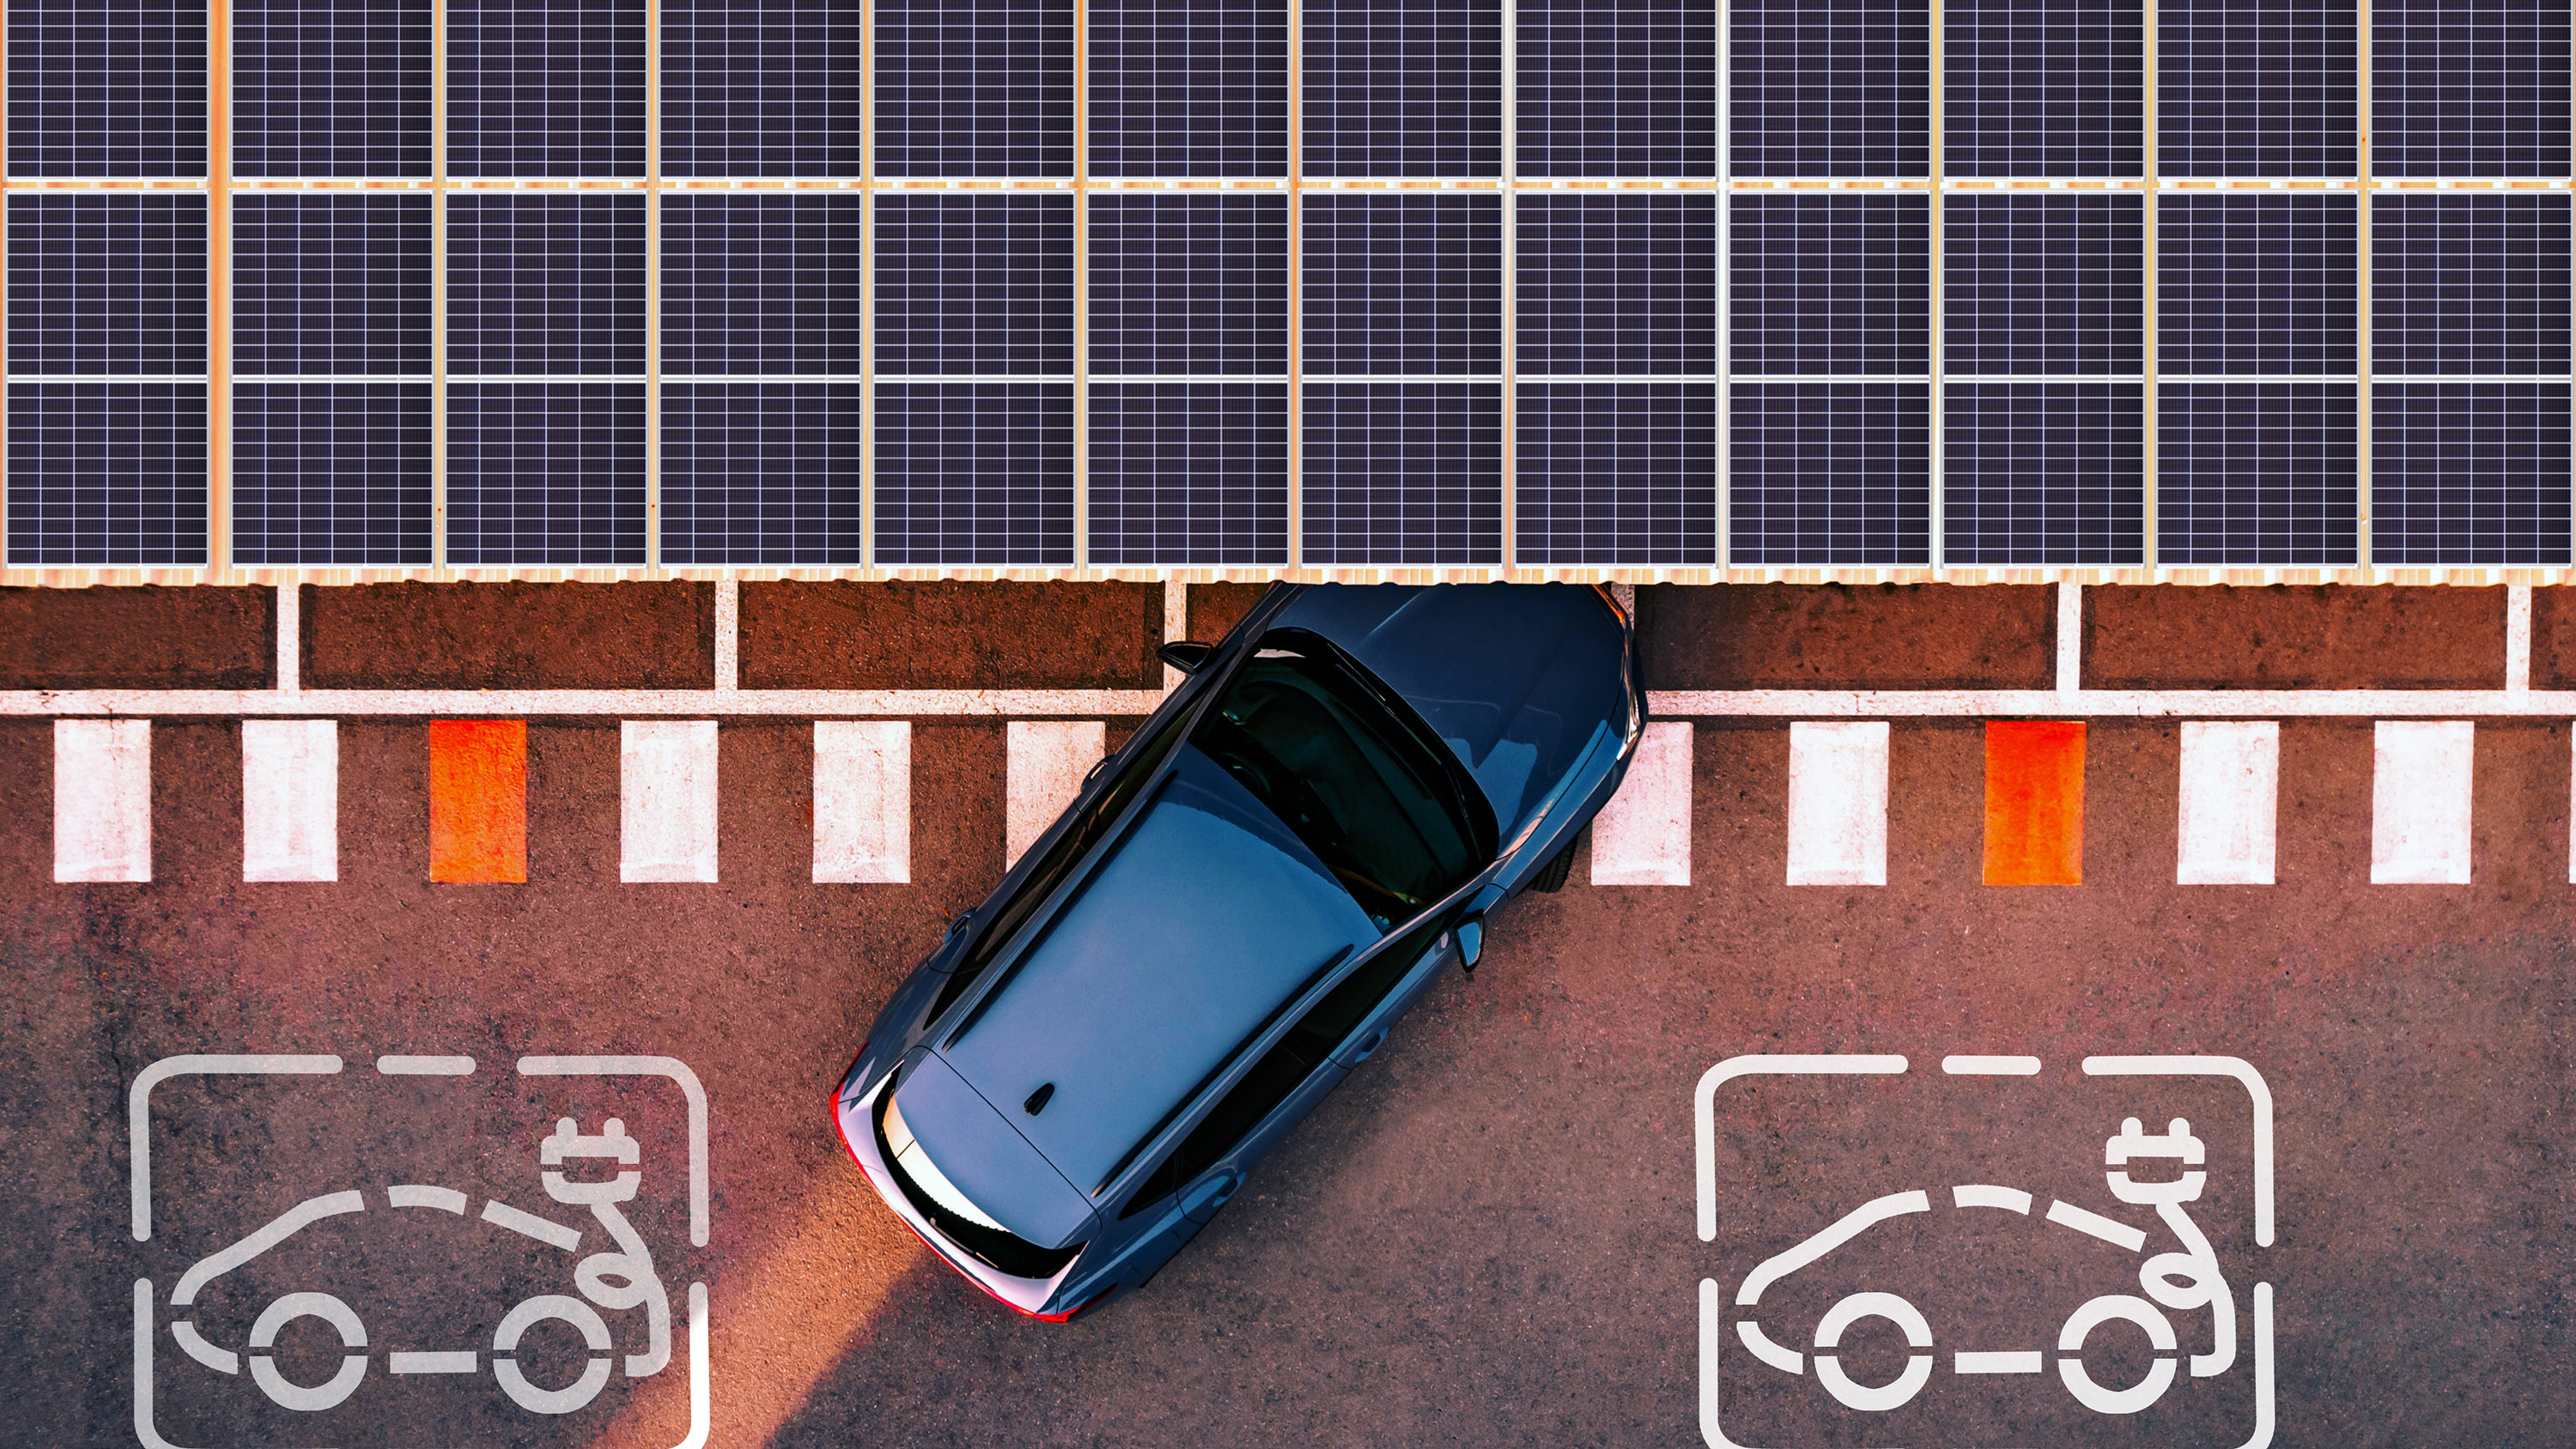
top-left (1728, 0), bottom-right (1929, 177)
top-left (1516, 194), bottom-right (1716, 375)
top-left (3, 0), bottom-right (208, 175)
top-left (234, 0), bottom-right (433, 177)
top-left (1088, 381), bottom-right (1288, 563)
top-left (233, 194), bottom-right (433, 376)
top-left (232, 382), bottom-right (434, 564)
top-left (1089, 0), bottom-right (1287, 177)
top-left (1729, 194), bottom-right (1929, 376)
top-left (1516, 0), bottom-right (1718, 178)
top-left (2156, 193), bottom-right (2358, 374)
top-left (874, 0), bottom-right (1074, 176)
top-left (447, 0), bottom-right (646, 177)
top-left (1515, 382), bottom-right (1716, 564)
top-left (2370, 194), bottom-right (2573, 377)
top-left (1943, 193), bottom-right (2142, 375)
top-left (1303, 193), bottom-right (1501, 375)
top-left (447, 194), bottom-right (646, 375)
top-left (1302, 383), bottom-right (1501, 564)
top-left (1088, 194), bottom-right (1289, 376)
top-left (660, 194), bottom-right (864, 375)
top-left (661, 0), bottom-right (864, 176)
top-left (872, 381), bottom-right (1074, 564)
top-left (2372, 0), bottom-right (2573, 177)
top-left (446, 381), bottom-right (647, 563)
top-left (1943, 0), bottom-right (2144, 176)
top-left (1728, 381), bottom-right (1930, 564)
top-left (2372, 383), bottom-right (2573, 565)
top-left (1942, 381), bottom-right (2144, 564)
top-left (2154, 381), bottom-right (2358, 564)
top-left (4, 382), bottom-right (210, 565)
top-left (2158, 0), bottom-right (2358, 176)
top-left (6, 194), bottom-right (209, 377)
top-left (872, 193), bottom-right (1075, 375)
top-left (660, 382), bottom-right (864, 563)
top-left (1303, 0), bottom-right (1502, 177)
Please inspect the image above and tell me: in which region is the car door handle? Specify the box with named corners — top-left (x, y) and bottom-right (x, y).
top-left (1350, 1028), bottom-right (1388, 1063)
top-left (1181, 1169), bottom-right (1242, 1223)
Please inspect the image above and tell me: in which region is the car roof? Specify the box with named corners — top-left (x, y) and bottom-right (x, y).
top-left (936, 743), bottom-right (1381, 1196)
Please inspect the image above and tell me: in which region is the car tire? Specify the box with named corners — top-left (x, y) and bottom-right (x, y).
top-left (1528, 830), bottom-right (1582, 893)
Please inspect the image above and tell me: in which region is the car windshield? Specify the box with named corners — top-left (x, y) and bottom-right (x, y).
top-left (1191, 627), bottom-right (1493, 930)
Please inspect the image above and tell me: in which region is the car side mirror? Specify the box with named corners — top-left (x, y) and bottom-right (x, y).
top-left (1157, 640), bottom-right (1217, 674)
top-left (1455, 914), bottom-right (1485, 973)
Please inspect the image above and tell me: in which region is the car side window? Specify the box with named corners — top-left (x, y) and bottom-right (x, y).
top-left (1116, 910), bottom-right (1452, 1220)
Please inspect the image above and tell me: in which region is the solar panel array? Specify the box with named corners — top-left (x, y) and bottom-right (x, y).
top-left (2, 0), bottom-right (2571, 572)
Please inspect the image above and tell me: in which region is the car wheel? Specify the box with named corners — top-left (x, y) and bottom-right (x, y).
top-left (1528, 830), bottom-right (1582, 893)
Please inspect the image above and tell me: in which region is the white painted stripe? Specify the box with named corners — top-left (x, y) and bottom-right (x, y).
top-left (1006, 721), bottom-right (1105, 869)
top-left (2506, 584), bottom-right (2532, 692)
top-left (386, 1185), bottom-right (470, 1212)
top-left (622, 720), bottom-right (720, 882)
top-left (1941, 1055), bottom-right (2041, 1076)
top-left (813, 721), bottom-right (911, 883)
top-left (390, 1350), bottom-right (477, 1373)
top-left (376, 1055), bottom-right (475, 1076)
top-left (1951, 1185), bottom-right (2034, 1212)
top-left (2372, 720), bottom-right (2474, 884)
top-left (1785, 721), bottom-right (1886, 885)
top-left (2057, 580), bottom-right (2082, 693)
top-left (54, 719), bottom-right (151, 882)
top-left (480, 1198), bottom-right (583, 1252)
top-left (241, 719), bottom-right (337, 882)
top-left (2044, 1198), bottom-right (2149, 1252)
top-left (1591, 721), bottom-right (1692, 885)
top-left (2176, 720), bottom-right (2277, 885)
top-left (1955, 1350), bottom-right (2044, 1374)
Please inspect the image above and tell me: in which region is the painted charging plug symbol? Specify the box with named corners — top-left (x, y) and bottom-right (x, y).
top-left (164, 1116), bottom-right (672, 1416)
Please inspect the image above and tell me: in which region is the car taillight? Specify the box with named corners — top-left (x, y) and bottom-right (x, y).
top-left (1031, 1288), bottom-right (1111, 1323)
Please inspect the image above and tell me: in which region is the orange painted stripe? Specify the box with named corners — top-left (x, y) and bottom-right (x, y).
top-left (428, 720), bottom-right (526, 883)
top-left (1984, 721), bottom-right (2085, 886)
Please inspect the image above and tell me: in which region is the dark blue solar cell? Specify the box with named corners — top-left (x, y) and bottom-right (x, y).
top-left (1515, 382), bottom-right (1716, 565)
top-left (1088, 194), bottom-right (1287, 376)
top-left (2372, 384), bottom-right (2572, 565)
top-left (1727, 381), bottom-right (1929, 565)
top-left (872, 382), bottom-right (1073, 563)
top-left (2155, 381), bottom-right (2357, 564)
top-left (446, 382), bottom-right (646, 564)
top-left (1730, 0), bottom-right (1929, 177)
top-left (233, 194), bottom-right (432, 376)
top-left (1942, 382), bottom-right (2144, 564)
top-left (1302, 383), bottom-right (1501, 564)
top-left (3, 382), bottom-right (209, 565)
top-left (2371, 194), bottom-right (2573, 376)
top-left (448, 0), bottom-right (645, 177)
top-left (1943, 193), bottom-right (2142, 374)
top-left (1729, 194), bottom-right (1929, 375)
top-left (1516, 194), bottom-right (1716, 375)
top-left (1303, 194), bottom-right (1500, 375)
top-left (5, 194), bottom-right (208, 376)
top-left (662, 0), bottom-right (863, 176)
top-left (3, 0), bottom-right (208, 176)
top-left (234, 0), bottom-right (432, 177)
top-left (1944, 0), bottom-right (2144, 176)
top-left (1088, 381), bottom-right (1287, 563)
top-left (661, 383), bottom-right (863, 563)
top-left (447, 194), bottom-right (645, 375)
top-left (232, 382), bottom-right (433, 564)
top-left (2159, 0), bottom-right (2358, 176)
top-left (1516, 0), bottom-right (1717, 178)
top-left (1303, 0), bottom-right (1502, 177)
top-left (2372, 0), bottom-right (2573, 177)
top-left (2157, 194), bottom-right (2357, 374)
top-left (873, 193), bottom-right (1074, 375)
top-left (660, 194), bottom-right (863, 375)
top-left (875, 0), bottom-right (1073, 177)
top-left (1090, 0), bottom-right (1286, 177)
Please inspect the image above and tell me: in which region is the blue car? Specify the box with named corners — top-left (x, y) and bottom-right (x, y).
top-left (833, 583), bottom-right (1645, 1319)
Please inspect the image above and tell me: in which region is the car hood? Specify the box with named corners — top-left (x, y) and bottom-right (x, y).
top-left (936, 745), bottom-right (1381, 1197)
top-left (1273, 584), bottom-right (1630, 830)
top-left (885, 1050), bottom-right (1099, 1251)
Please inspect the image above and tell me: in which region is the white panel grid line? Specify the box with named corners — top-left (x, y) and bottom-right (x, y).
top-left (1006, 720), bottom-right (1105, 869)
top-left (240, 718), bottom-right (339, 882)
top-left (813, 720), bottom-right (911, 883)
top-left (1785, 720), bottom-right (1889, 886)
top-left (2175, 719), bottom-right (2278, 884)
top-left (54, 719), bottom-right (154, 882)
top-left (622, 719), bottom-right (720, 882)
top-left (2372, 719), bottom-right (2475, 884)
top-left (1590, 719), bottom-right (1692, 885)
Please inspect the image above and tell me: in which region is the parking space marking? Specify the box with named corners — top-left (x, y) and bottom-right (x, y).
top-left (1784, 721), bottom-right (1887, 886)
top-left (54, 718), bottom-right (153, 882)
top-left (378, 1054), bottom-right (476, 1075)
top-left (2178, 721), bottom-right (2279, 885)
top-left (1006, 720), bottom-right (1106, 869)
top-left (813, 721), bottom-right (911, 884)
top-left (240, 718), bottom-right (337, 882)
top-left (429, 720), bottom-right (527, 883)
top-left (1985, 721), bottom-right (2086, 886)
top-left (1943, 1055), bottom-right (2042, 1076)
top-left (2372, 720), bottom-right (2476, 884)
top-left (623, 721), bottom-right (721, 883)
top-left (1592, 720), bottom-right (1693, 886)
